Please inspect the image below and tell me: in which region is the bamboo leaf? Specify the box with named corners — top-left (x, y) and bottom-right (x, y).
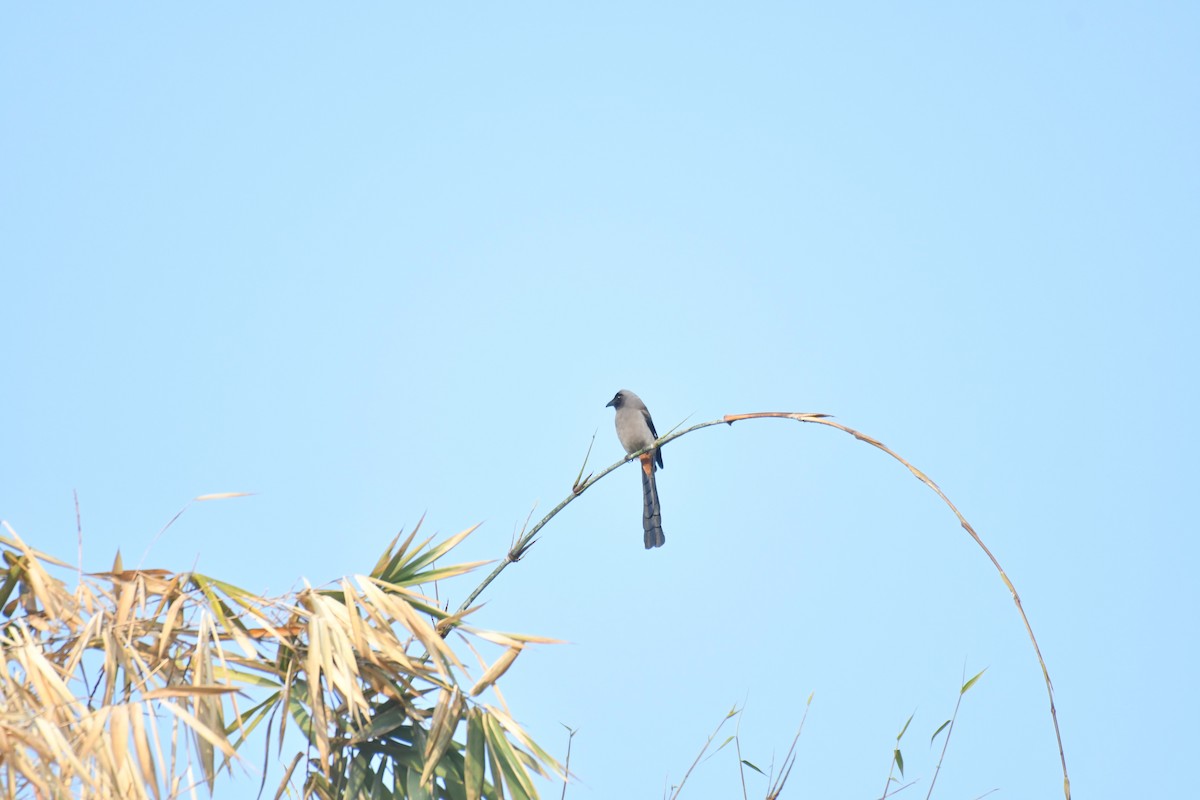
top-left (345, 752), bottom-right (375, 800)
top-left (371, 529), bottom-right (411, 577)
top-left (962, 668), bottom-right (987, 695)
top-left (406, 766), bottom-right (435, 800)
top-left (403, 560), bottom-right (495, 586)
top-left (155, 593), bottom-right (187, 660)
top-left (0, 567), bottom-right (21, 615)
top-left (457, 625), bottom-right (565, 647)
top-left (228, 692), bottom-right (280, 748)
top-left (421, 687), bottom-right (464, 786)
top-left (285, 682), bottom-right (317, 748)
top-left (0, 520), bottom-right (562, 800)
top-left (484, 712), bottom-right (536, 800)
top-left (210, 665), bottom-right (284, 687)
top-left (142, 685), bottom-right (240, 700)
top-left (160, 700), bottom-right (236, 759)
top-left (470, 646), bottom-right (521, 697)
top-left (353, 702), bottom-right (411, 744)
top-left (1, 525), bottom-right (74, 567)
top-left (110, 703), bottom-right (132, 786)
top-left (403, 524), bottom-right (481, 577)
top-left (485, 705), bottom-right (564, 781)
top-left (374, 528), bottom-right (422, 582)
top-left (930, 719), bottom-right (951, 745)
top-left (31, 715), bottom-right (99, 793)
top-left (465, 708), bottom-right (486, 800)
top-left (128, 703), bottom-right (160, 800)
top-left (272, 751), bottom-right (304, 800)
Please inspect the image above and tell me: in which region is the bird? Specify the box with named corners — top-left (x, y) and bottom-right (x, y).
top-left (606, 389), bottom-right (665, 549)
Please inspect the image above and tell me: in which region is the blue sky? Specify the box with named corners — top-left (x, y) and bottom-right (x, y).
top-left (3, 3), bottom-right (1197, 798)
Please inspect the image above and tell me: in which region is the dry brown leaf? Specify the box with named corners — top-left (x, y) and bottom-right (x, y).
top-left (110, 703), bottom-right (132, 791)
top-left (421, 686), bottom-right (464, 787)
top-left (128, 702), bottom-right (160, 800)
top-left (142, 686), bottom-right (239, 700)
top-left (469, 646), bottom-right (521, 697)
top-left (159, 701), bottom-right (236, 759)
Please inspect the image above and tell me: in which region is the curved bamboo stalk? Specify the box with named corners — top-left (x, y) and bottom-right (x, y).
top-left (453, 410), bottom-right (1070, 799)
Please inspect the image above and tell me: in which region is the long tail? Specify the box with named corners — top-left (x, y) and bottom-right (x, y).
top-left (640, 457), bottom-right (665, 549)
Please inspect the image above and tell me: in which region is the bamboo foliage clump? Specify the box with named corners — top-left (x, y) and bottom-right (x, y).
top-left (0, 520), bottom-right (562, 800)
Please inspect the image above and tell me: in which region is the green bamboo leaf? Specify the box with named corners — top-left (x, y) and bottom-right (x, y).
top-left (188, 574), bottom-right (240, 635)
top-left (482, 705), bottom-right (565, 781)
top-left (345, 752), bottom-right (374, 800)
top-left (231, 692), bottom-right (279, 729)
top-left (405, 560), bottom-right (495, 586)
top-left (371, 528), bottom-right (415, 578)
top-left (212, 586), bottom-right (280, 623)
top-left (897, 713), bottom-right (914, 741)
top-left (741, 759), bottom-right (766, 776)
top-left (441, 766), bottom-right (468, 800)
top-left (378, 539), bottom-right (430, 585)
top-left (379, 530), bottom-right (439, 582)
top-left (211, 665), bottom-right (283, 687)
top-left (961, 668), bottom-right (987, 695)
top-left (484, 713), bottom-right (535, 800)
top-left (189, 574), bottom-right (269, 652)
top-left (369, 739), bottom-right (423, 768)
top-left (404, 524), bottom-right (481, 576)
top-left (370, 589), bottom-right (451, 621)
top-left (195, 573), bottom-right (255, 599)
top-left (485, 734), bottom-right (508, 799)
top-left (227, 691), bottom-right (280, 747)
top-left (380, 722), bottom-right (421, 752)
top-left (713, 734), bottom-right (736, 753)
top-left (285, 683), bottom-right (318, 748)
top-left (465, 708), bottom-right (486, 800)
top-left (0, 567), bottom-right (20, 614)
top-left (353, 703), bottom-right (410, 744)
top-left (406, 766), bottom-right (435, 800)
top-left (929, 720), bottom-right (951, 746)
top-left (894, 747), bottom-right (905, 778)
